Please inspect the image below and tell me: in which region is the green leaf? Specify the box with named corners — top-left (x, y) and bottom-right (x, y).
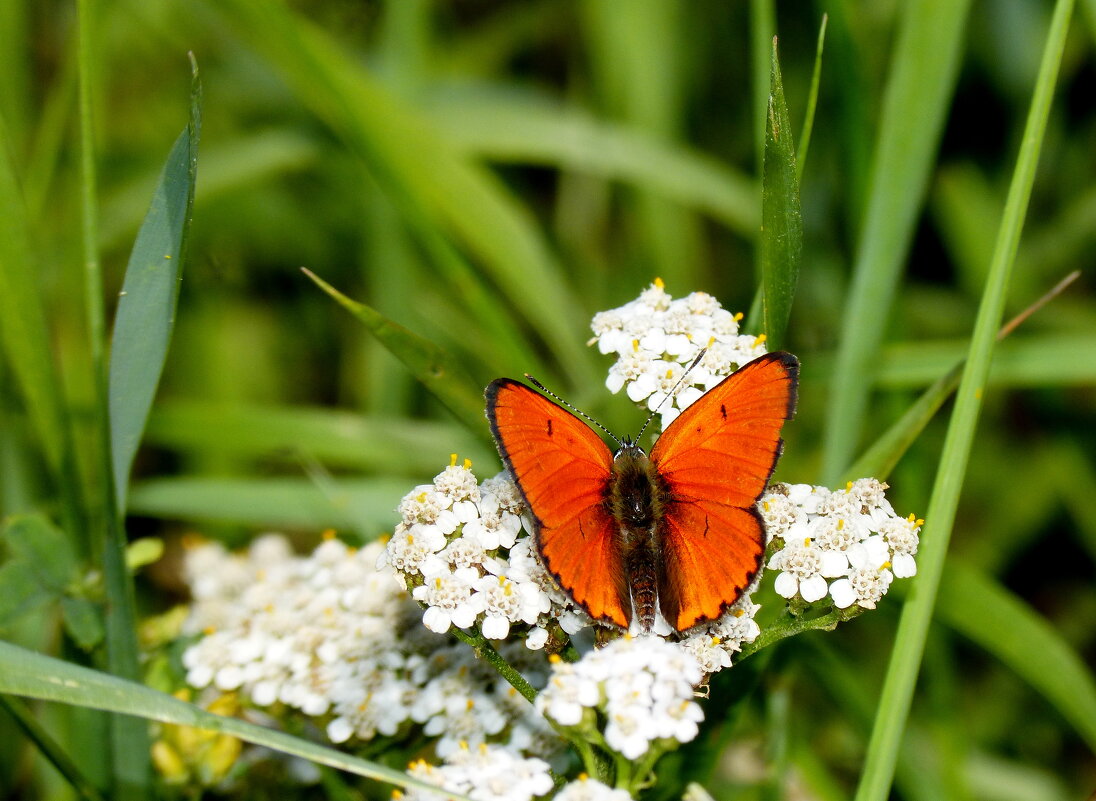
top-left (0, 640), bottom-right (473, 800)
top-left (760, 36), bottom-right (802, 349)
top-left (144, 400), bottom-right (496, 475)
top-left (796, 14), bottom-right (828, 181)
top-left (0, 112), bottom-right (71, 487)
top-left (853, 2), bottom-right (1075, 798)
top-left (128, 477), bottom-right (410, 534)
top-left (124, 538), bottom-right (163, 572)
top-left (0, 559), bottom-right (53, 625)
top-left (61, 596), bottom-right (105, 651)
top-left (427, 96), bottom-right (757, 236)
top-left (108, 70), bottom-right (201, 513)
top-left (303, 269), bottom-right (487, 434)
top-left (213, 0), bottom-right (596, 388)
top-left (2, 514), bottom-right (77, 594)
top-left (937, 560), bottom-right (1096, 752)
top-left (821, 0), bottom-right (973, 484)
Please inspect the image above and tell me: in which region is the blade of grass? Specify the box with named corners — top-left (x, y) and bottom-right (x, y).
top-left (128, 477), bottom-right (411, 534)
top-left (853, 2), bottom-right (1075, 798)
top-left (0, 112), bottom-right (82, 537)
top-left (302, 268), bottom-right (487, 433)
top-left (843, 271), bottom-right (1080, 481)
top-left (750, 0), bottom-right (775, 178)
top-left (145, 401), bottom-right (495, 474)
top-left (0, 695), bottom-right (106, 801)
top-left (760, 36), bottom-right (802, 349)
top-left (0, 641), bottom-right (471, 800)
top-left (76, 1), bottom-right (148, 794)
top-left (212, 0), bottom-right (596, 389)
top-left (429, 96), bottom-right (757, 236)
top-left (796, 15), bottom-right (828, 182)
top-left (937, 560), bottom-right (1096, 751)
top-left (821, 0), bottom-right (972, 485)
top-left (109, 58), bottom-right (201, 512)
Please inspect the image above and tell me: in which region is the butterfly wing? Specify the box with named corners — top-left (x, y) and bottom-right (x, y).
top-left (650, 351), bottom-right (799, 630)
top-left (485, 379), bottom-right (630, 628)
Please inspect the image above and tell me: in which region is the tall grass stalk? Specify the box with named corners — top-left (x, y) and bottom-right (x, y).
top-left (853, 1), bottom-right (1076, 797)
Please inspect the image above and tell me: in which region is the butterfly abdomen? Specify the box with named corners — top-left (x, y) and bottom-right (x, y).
top-left (608, 446), bottom-right (670, 632)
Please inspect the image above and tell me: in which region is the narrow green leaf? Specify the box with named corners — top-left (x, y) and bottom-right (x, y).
top-left (109, 66), bottom-right (201, 513)
top-left (937, 560), bottom-right (1096, 752)
top-left (128, 477), bottom-right (410, 534)
top-left (145, 400), bottom-right (495, 474)
top-left (796, 15), bottom-right (828, 181)
top-left (842, 360), bottom-right (960, 482)
top-left (1, 515), bottom-right (77, 593)
top-left (61, 596), bottom-right (105, 651)
top-left (821, 0), bottom-right (973, 484)
top-left (428, 97), bottom-right (757, 236)
top-left (0, 641), bottom-right (472, 800)
top-left (760, 36), bottom-right (803, 348)
top-left (303, 269), bottom-right (487, 434)
top-left (0, 695), bottom-right (107, 801)
top-left (0, 113), bottom-right (70, 485)
top-left (212, 0), bottom-right (596, 388)
top-left (854, 2), bottom-right (1075, 799)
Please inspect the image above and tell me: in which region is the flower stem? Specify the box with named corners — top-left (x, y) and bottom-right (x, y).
top-left (737, 605), bottom-right (860, 662)
top-left (449, 627), bottom-right (539, 704)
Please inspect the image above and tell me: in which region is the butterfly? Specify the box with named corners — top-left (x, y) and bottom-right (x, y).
top-left (485, 351), bottom-right (799, 634)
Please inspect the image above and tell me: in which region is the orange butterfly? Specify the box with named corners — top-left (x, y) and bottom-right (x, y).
top-left (486, 351), bottom-right (799, 634)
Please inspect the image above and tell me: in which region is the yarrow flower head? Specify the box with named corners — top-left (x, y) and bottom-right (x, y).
top-left (762, 479), bottom-right (924, 610)
top-left (380, 456), bottom-right (588, 650)
top-left (589, 278), bottom-right (769, 429)
top-left (536, 636), bottom-right (704, 761)
top-left (180, 532), bottom-right (559, 760)
top-left (399, 743), bottom-right (554, 801)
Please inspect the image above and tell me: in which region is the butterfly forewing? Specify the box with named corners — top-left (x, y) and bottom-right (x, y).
top-left (485, 379), bottom-right (631, 628)
top-left (651, 352), bottom-right (799, 630)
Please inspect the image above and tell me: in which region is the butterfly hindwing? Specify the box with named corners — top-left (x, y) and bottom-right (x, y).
top-left (485, 379), bottom-right (631, 628)
top-left (651, 352), bottom-right (799, 630)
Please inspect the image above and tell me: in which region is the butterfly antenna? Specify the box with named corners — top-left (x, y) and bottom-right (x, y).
top-left (524, 374), bottom-right (622, 448)
top-left (634, 348), bottom-right (708, 442)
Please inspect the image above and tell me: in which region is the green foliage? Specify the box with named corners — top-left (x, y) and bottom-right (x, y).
top-left (0, 1), bottom-right (1093, 799)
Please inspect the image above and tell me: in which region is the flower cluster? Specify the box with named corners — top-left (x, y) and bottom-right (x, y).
top-left (761, 479), bottom-right (923, 610)
top-left (400, 743), bottom-right (554, 801)
top-left (536, 636), bottom-right (704, 760)
top-left (589, 278), bottom-right (769, 429)
top-left (379, 458), bottom-right (593, 649)
top-left (180, 534), bottom-right (554, 756)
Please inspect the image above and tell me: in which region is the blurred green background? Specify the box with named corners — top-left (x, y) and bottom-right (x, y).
top-left (1, 0), bottom-right (1094, 799)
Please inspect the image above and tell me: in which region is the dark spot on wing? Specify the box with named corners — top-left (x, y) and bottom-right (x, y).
top-left (546, 418), bottom-right (553, 436)
top-left (720, 403), bottom-right (727, 420)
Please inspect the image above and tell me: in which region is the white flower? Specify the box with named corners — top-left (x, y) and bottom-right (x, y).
top-left (761, 481), bottom-right (921, 611)
top-left (768, 539), bottom-right (843, 602)
top-left (556, 775), bottom-right (634, 801)
top-left (537, 637), bottom-right (703, 760)
top-left (413, 567), bottom-right (484, 633)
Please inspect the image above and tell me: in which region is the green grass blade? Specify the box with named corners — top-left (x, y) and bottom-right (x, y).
top-left (0, 641), bottom-right (472, 800)
top-left (796, 14), bottom-right (828, 181)
top-left (428, 97), bottom-right (757, 236)
top-left (212, 0), bottom-right (596, 387)
top-left (853, 2), bottom-right (1075, 798)
top-left (109, 66), bottom-right (201, 512)
top-left (750, 0), bottom-right (775, 178)
top-left (128, 477), bottom-right (411, 535)
top-left (937, 560), bottom-right (1096, 751)
top-left (77, 4), bottom-right (149, 794)
top-left (0, 114), bottom-right (71, 489)
top-left (821, 0), bottom-right (972, 484)
top-left (760, 36), bottom-right (802, 348)
top-left (145, 401), bottom-right (495, 475)
top-left (0, 695), bottom-right (106, 801)
top-left (303, 269), bottom-right (487, 434)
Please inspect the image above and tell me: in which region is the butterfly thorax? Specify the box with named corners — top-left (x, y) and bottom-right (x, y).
top-left (607, 444), bottom-right (670, 632)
